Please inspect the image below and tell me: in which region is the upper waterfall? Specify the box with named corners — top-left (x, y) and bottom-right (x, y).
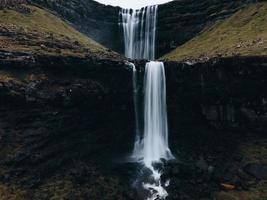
top-left (120, 5), bottom-right (158, 60)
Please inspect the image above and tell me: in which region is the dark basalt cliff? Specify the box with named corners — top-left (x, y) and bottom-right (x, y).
top-left (1, 53), bottom-right (266, 199)
top-left (0, 52), bottom-right (136, 199)
top-left (164, 57), bottom-right (267, 131)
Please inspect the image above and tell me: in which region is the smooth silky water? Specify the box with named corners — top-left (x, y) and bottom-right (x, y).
top-left (121, 5), bottom-right (174, 200)
top-left (120, 5), bottom-right (158, 60)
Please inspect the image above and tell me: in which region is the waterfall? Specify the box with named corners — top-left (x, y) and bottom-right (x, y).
top-left (143, 61), bottom-right (174, 167)
top-left (129, 61), bottom-right (174, 200)
top-left (141, 61), bottom-right (174, 200)
top-left (122, 5), bottom-right (174, 200)
top-left (128, 62), bottom-right (143, 160)
top-left (120, 5), bottom-right (158, 60)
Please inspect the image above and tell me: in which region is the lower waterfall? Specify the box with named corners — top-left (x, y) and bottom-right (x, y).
top-left (129, 61), bottom-right (174, 200)
top-left (143, 61), bottom-right (174, 167)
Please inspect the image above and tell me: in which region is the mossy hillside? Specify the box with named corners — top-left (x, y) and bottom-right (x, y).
top-left (0, 5), bottom-right (107, 56)
top-left (163, 2), bottom-right (267, 61)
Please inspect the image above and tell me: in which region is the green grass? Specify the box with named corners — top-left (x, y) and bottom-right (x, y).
top-left (0, 5), bottom-right (104, 53)
top-left (163, 2), bottom-right (267, 61)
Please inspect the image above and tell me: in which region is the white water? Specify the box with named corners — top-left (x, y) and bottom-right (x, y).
top-left (130, 62), bottom-right (174, 165)
top-left (120, 5), bottom-right (158, 60)
top-left (128, 62), bottom-right (143, 160)
top-left (143, 61), bottom-right (174, 167)
top-left (142, 62), bottom-right (174, 200)
top-left (129, 62), bottom-right (174, 200)
top-left (122, 5), bottom-right (174, 200)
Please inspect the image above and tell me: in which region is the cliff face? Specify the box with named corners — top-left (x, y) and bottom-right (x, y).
top-left (132, 56), bottom-right (267, 132)
top-left (1, 54), bottom-right (266, 199)
top-left (0, 51), bottom-right (135, 199)
top-left (164, 57), bottom-right (267, 131)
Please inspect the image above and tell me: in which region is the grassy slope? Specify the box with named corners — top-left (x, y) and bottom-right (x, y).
top-left (163, 2), bottom-right (267, 61)
top-left (0, 4), bottom-right (108, 57)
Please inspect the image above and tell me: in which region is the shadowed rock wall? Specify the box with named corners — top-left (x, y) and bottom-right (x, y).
top-left (132, 56), bottom-right (267, 131)
top-left (164, 57), bottom-right (267, 131)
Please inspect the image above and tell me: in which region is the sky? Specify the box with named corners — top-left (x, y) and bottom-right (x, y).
top-left (94, 0), bottom-right (173, 9)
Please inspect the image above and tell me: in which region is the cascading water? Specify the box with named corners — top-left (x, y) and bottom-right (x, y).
top-left (121, 5), bottom-right (174, 200)
top-left (128, 61), bottom-right (174, 200)
top-left (120, 5), bottom-right (158, 60)
top-left (128, 62), bottom-right (143, 160)
top-left (130, 61), bottom-right (174, 165)
top-left (143, 61), bottom-right (174, 167)
top-left (142, 61), bottom-right (174, 200)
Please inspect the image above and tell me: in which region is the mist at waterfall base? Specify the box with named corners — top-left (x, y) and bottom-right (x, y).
top-left (120, 5), bottom-right (174, 200)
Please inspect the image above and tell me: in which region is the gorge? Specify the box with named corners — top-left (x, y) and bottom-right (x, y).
top-left (0, 1), bottom-right (266, 200)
